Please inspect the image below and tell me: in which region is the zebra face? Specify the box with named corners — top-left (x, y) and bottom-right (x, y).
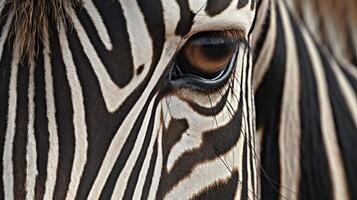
top-left (86, 1), bottom-right (257, 198)
top-left (128, 1), bottom-right (258, 199)
top-left (0, 0), bottom-right (257, 199)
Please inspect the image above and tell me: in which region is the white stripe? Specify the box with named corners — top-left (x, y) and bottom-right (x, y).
top-left (235, 48), bottom-right (249, 200)
top-left (0, 1), bottom-right (6, 20)
top-left (119, 0), bottom-right (153, 71)
top-left (0, 13), bottom-right (12, 62)
top-left (165, 49), bottom-right (245, 173)
top-left (86, 48), bottom-right (171, 199)
top-left (0, 1), bottom-right (4, 11)
top-left (26, 61), bottom-right (38, 200)
top-left (246, 138), bottom-right (255, 200)
top-left (2, 43), bottom-right (20, 200)
top-left (278, 2), bottom-right (301, 200)
top-left (147, 125), bottom-right (163, 200)
top-left (132, 120), bottom-right (162, 200)
top-left (302, 26), bottom-right (349, 200)
top-left (83, 0), bottom-right (113, 50)
top-left (167, 144), bottom-right (243, 200)
top-left (164, 91), bottom-right (239, 171)
top-left (68, 5), bottom-right (153, 112)
top-left (247, 41), bottom-right (257, 200)
top-left (190, 0), bottom-right (255, 38)
top-left (251, 0), bottom-right (270, 48)
top-left (188, 0), bottom-right (209, 13)
top-left (253, 0), bottom-right (277, 91)
top-left (111, 96), bottom-right (160, 200)
top-left (43, 37), bottom-right (59, 200)
top-left (279, 3), bottom-right (301, 200)
top-left (87, 23), bottom-right (179, 199)
top-left (87, 87), bottom-right (161, 199)
top-left (58, 22), bottom-right (88, 200)
top-left (340, 61), bottom-right (357, 80)
top-left (328, 57), bottom-right (357, 127)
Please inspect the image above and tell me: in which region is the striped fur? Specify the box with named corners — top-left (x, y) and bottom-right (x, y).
top-left (1, 0), bottom-right (356, 199)
top-left (0, 0), bottom-right (257, 199)
top-left (253, 0), bottom-right (357, 200)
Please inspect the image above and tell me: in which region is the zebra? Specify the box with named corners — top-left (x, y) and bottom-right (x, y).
top-left (0, 0), bottom-right (257, 199)
top-left (0, 0), bottom-right (355, 200)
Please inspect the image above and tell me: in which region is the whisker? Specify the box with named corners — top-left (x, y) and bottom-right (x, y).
top-left (227, 76), bottom-right (297, 198)
top-left (214, 88), bottom-right (260, 200)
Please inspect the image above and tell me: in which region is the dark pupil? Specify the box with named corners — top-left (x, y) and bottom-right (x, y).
top-left (171, 35), bottom-right (239, 81)
top-left (176, 52), bottom-right (225, 79)
top-left (199, 43), bottom-right (233, 61)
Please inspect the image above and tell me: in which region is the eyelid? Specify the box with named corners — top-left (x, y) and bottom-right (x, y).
top-left (188, 29), bottom-right (245, 40)
top-left (189, 37), bottom-right (241, 47)
top-left (182, 29), bottom-right (246, 49)
top-left (205, 29), bottom-right (245, 38)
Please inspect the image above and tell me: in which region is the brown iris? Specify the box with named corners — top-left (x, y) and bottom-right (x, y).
top-left (182, 42), bottom-right (234, 74)
top-left (176, 30), bottom-right (243, 78)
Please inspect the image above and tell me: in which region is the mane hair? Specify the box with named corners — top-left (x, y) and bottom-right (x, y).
top-left (290, 0), bottom-right (357, 64)
top-left (2, 0), bottom-right (82, 61)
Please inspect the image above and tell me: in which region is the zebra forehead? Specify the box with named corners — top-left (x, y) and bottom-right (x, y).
top-left (3, 0), bottom-right (256, 61)
top-left (169, 0), bottom-right (256, 39)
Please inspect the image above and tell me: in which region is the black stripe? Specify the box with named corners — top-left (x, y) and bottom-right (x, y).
top-left (0, 14), bottom-right (13, 199)
top-left (13, 58), bottom-right (30, 199)
top-left (237, 0), bottom-right (249, 9)
top-left (185, 89), bottom-right (229, 116)
top-left (255, 3), bottom-right (284, 199)
top-left (244, 44), bottom-right (257, 198)
top-left (66, 12), bottom-right (149, 199)
top-left (205, 0), bottom-right (233, 16)
top-left (72, 0), bottom-right (165, 198)
top-left (66, 15), bottom-right (123, 198)
top-left (77, 0), bottom-right (134, 88)
top-left (252, 2), bottom-right (271, 64)
top-left (156, 95), bottom-right (244, 198)
top-left (240, 140), bottom-right (249, 200)
top-left (50, 24), bottom-right (76, 200)
top-left (98, 68), bottom-right (169, 198)
top-left (251, 0), bottom-right (256, 10)
top-left (346, 28), bottom-right (357, 66)
top-left (175, 0), bottom-right (194, 36)
top-left (0, 4), bottom-right (10, 35)
top-left (249, 128), bottom-right (256, 199)
top-left (352, 51), bottom-right (357, 66)
top-left (240, 47), bottom-right (252, 200)
top-left (255, 0), bottom-right (262, 9)
top-left (246, 36), bottom-right (257, 197)
top-left (136, 0), bottom-right (165, 67)
top-left (191, 170), bottom-right (240, 200)
top-left (99, 93), bottom-right (158, 199)
top-left (319, 48), bottom-right (357, 200)
top-left (122, 98), bottom-right (161, 199)
top-left (288, 9), bottom-right (333, 200)
top-left (340, 65), bottom-right (357, 93)
top-left (34, 43), bottom-right (50, 200)
top-left (140, 141), bottom-right (158, 200)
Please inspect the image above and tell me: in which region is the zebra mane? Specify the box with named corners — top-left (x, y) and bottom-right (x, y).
top-left (3, 0), bottom-right (82, 61)
top-left (290, 0), bottom-right (357, 64)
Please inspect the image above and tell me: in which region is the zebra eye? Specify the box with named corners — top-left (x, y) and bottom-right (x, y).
top-left (170, 30), bottom-right (243, 90)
